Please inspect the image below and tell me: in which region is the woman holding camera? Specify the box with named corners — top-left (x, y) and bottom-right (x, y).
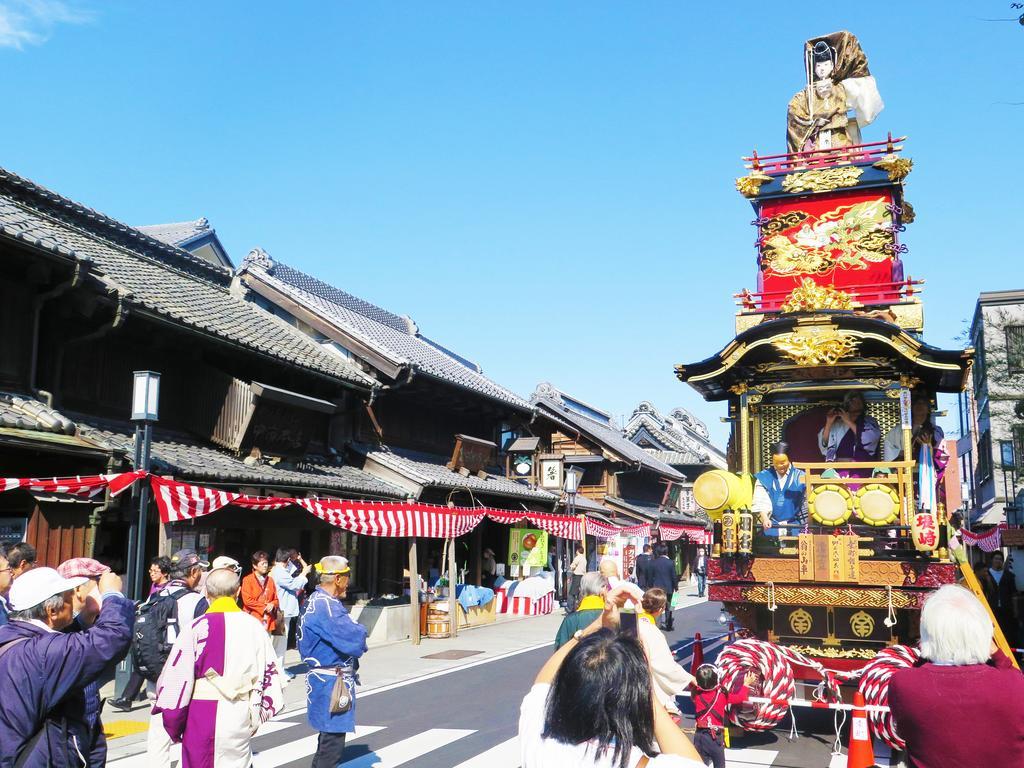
top-left (818, 391), bottom-right (880, 477)
top-left (519, 584), bottom-right (702, 768)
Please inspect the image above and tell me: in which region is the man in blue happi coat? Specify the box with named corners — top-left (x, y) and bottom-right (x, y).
top-left (752, 441), bottom-right (808, 540)
top-left (298, 555), bottom-right (368, 768)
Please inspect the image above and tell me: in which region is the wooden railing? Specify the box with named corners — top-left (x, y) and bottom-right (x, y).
top-left (742, 135), bottom-right (907, 174)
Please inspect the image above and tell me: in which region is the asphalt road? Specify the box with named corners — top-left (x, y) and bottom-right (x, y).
top-left (110, 600), bottom-right (885, 767)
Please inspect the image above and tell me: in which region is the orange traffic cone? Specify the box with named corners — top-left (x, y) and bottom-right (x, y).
top-left (846, 691), bottom-right (875, 768)
top-left (690, 632), bottom-right (704, 674)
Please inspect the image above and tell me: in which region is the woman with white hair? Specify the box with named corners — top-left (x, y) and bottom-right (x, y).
top-left (888, 584), bottom-right (1024, 767)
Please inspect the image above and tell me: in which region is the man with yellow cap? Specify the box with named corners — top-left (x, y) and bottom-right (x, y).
top-left (298, 556), bottom-right (368, 767)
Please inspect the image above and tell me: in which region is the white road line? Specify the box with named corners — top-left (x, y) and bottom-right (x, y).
top-left (107, 744), bottom-right (180, 767)
top-left (450, 735), bottom-right (520, 768)
top-left (252, 724), bottom-right (384, 766)
top-left (726, 747), bottom-right (778, 766)
top-left (254, 719), bottom-right (303, 736)
top-left (341, 728), bottom-right (475, 767)
top-left (358, 642), bottom-right (553, 700)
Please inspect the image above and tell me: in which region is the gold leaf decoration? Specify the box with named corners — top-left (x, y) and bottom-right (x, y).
top-left (787, 644), bottom-right (878, 660)
top-left (781, 166), bottom-right (864, 194)
top-left (873, 154), bottom-right (913, 182)
top-left (735, 171), bottom-right (773, 198)
top-left (780, 278), bottom-right (856, 313)
top-left (772, 329), bottom-right (859, 366)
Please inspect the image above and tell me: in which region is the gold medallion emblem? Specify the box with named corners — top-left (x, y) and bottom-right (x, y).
top-left (788, 608), bottom-right (813, 635)
top-left (850, 610), bottom-right (875, 638)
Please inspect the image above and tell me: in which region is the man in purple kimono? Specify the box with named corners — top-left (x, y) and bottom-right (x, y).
top-left (154, 567), bottom-right (284, 767)
top-left (818, 391), bottom-right (880, 478)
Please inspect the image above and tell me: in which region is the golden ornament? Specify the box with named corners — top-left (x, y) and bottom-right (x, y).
top-left (788, 608), bottom-right (813, 635)
top-left (735, 170), bottom-right (773, 198)
top-left (873, 154), bottom-right (913, 182)
top-left (781, 166), bottom-right (864, 194)
top-left (772, 329), bottom-right (859, 366)
top-left (850, 610), bottom-right (875, 638)
top-left (780, 278), bottom-right (856, 313)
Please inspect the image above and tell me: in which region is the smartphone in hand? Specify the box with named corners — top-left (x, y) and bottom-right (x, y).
top-left (620, 610), bottom-right (638, 638)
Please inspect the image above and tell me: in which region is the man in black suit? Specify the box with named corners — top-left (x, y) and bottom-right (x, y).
top-left (634, 544), bottom-right (654, 590)
top-left (650, 543), bottom-right (678, 631)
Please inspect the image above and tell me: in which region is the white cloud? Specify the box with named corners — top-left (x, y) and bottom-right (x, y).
top-left (0, 1), bottom-right (92, 50)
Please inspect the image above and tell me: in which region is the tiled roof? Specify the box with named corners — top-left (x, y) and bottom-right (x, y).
top-left (0, 168), bottom-right (374, 389)
top-left (136, 218), bottom-right (212, 248)
top-left (605, 495), bottom-right (707, 527)
top-left (646, 449), bottom-right (705, 468)
top-left (0, 394), bottom-right (77, 435)
top-left (239, 252), bottom-right (529, 409)
top-left (355, 444), bottom-right (557, 502)
top-left (531, 384), bottom-right (685, 481)
top-left (75, 415), bottom-right (404, 498)
top-left (624, 402), bottom-right (727, 470)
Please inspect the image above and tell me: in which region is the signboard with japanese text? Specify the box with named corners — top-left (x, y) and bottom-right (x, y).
top-left (508, 528), bottom-right (548, 572)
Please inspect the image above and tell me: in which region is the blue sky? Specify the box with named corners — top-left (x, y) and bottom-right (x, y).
top-left (3, 2), bottom-right (1022, 446)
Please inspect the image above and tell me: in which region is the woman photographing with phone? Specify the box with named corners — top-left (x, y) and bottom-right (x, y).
top-left (519, 584), bottom-right (703, 768)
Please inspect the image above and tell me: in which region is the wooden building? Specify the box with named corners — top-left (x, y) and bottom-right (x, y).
top-left (0, 167), bottom-right (408, 579)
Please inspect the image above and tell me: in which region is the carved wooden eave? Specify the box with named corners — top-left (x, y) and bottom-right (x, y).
top-left (675, 313), bottom-right (973, 401)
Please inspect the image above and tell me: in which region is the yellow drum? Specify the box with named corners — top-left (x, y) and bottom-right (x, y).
top-left (808, 483), bottom-right (853, 526)
top-left (855, 484), bottom-right (900, 526)
top-left (692, 470), bottom-right (753, 522)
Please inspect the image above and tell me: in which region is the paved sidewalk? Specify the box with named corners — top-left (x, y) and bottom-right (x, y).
top-left (104, 588), bottom-right (708, 760)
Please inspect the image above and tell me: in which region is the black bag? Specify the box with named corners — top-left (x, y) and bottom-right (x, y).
top-left (132, 587), bottom-right (186, 681)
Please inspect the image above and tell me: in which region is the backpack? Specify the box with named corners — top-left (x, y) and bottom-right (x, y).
top-left (131, 586), bottom-right (187, 681)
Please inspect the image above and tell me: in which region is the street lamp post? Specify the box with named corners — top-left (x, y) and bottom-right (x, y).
top-left (128, 371), bottom-right (160, 601)
top-left (564, 466), bottom-right (584, 608)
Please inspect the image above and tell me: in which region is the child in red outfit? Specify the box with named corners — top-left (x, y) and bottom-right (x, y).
top-left (690, 665), bottom-right (754, 768)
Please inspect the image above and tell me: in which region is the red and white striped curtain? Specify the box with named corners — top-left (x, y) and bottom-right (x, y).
top-left (1, 472), bottom-right (665, 542)
top-left (1, 471), bottom-right (145, 499)
top-left (659, 523), bottom-right (707, 543)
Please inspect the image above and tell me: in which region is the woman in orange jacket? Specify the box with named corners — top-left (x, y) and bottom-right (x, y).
top-left (240, 549), bottom-right (279, 633)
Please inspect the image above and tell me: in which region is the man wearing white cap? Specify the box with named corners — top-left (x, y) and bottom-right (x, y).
top-left (0, 566), bottom-right (132, 766)
top-left (298, 556), bottom-right (368, 767)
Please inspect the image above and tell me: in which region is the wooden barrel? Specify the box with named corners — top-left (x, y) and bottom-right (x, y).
top-left (426, 609), bottom-right (450, 638)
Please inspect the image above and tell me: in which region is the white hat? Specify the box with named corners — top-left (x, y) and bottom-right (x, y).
top-left (9, 567), bottom-right (88, 611)
top-left (211, 556), bottom-right (241, 572)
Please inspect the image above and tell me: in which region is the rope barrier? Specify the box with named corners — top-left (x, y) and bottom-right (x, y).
top-left (697, 637), bottom-right (914, 749)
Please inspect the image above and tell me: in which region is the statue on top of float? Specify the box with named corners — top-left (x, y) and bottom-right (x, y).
top-left (786, 31), bottom-right (884, 154)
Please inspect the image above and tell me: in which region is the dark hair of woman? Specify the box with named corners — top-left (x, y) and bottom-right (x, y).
top-left (251, 550), bottom-right (270, 566)
top-left (542, 629), bottom-right (656, 768)
top-left (150, 555), bottom-right (172, 575)
top-left (768, 441), bottom-right (789, 457)
top-left (694, 664), bottom-right (720, 691)
top-left (274, 547), bottom-right (294, 563)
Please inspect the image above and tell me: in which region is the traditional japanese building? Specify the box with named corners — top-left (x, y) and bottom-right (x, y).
top-left (624, 401), bottom-right (727, 510)
top-left (234, 250), bottom-right (557, 589)
top-left (0, 166), bottom-right (406, 580)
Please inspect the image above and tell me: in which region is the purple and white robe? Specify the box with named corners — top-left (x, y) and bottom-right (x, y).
top-left (154, 603), bottom-right (285, 767)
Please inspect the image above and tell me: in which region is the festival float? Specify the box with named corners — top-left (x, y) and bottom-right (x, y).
top-left (675, 31), bottom-right (1013, 745)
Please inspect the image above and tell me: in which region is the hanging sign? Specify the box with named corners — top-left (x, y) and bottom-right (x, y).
top-left (899, 389), bottom-right (912, 429)
top-left (509, 528), bottom-right (548, 571)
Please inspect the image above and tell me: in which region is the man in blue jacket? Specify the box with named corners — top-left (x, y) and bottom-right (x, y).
top-left (0, 566), bottom-right (133, 767)
top-left (298, 556), bottom-right (368, 768)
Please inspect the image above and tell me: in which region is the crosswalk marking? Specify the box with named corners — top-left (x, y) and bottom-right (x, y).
top-left (255, 719), bottom-right (303, 736)
top-left (450, 736), bottom-right (520, 768)
top-left (252, 724), bottom-right (385, 766)
top-left (726, 747), bottom-right (778, 767)
top-left (341, 728), bottom-right (474, 767)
